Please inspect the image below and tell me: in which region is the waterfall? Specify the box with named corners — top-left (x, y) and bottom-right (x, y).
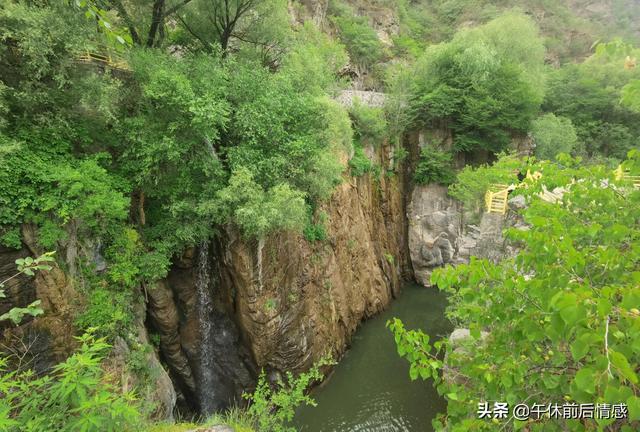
top-left (196, 241), bottom-right (216, 414)
top-left (256, 237), bottom-right (264, 292)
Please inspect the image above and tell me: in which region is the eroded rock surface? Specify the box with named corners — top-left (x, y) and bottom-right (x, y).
top-left (216, 142), bottom-right (408, 376)
top-left (0, 230), bottom-right (77, 375)
top-left (407, 184), bottom-right (462, 286)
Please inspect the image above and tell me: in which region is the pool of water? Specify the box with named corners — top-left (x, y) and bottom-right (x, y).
top-left (293, 284), bottom-right (451, 432)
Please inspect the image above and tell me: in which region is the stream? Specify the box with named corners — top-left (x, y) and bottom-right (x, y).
top-left (294, 284), bottom-right (452, 432)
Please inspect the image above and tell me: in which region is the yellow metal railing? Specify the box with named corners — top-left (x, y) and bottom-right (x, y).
top-left (77, 50), bottom-right (130, 71)
top-left (485, 184), bottom-right (510, 214)
top-left (525, 169), bottom-right (543, 183)
top-left (484, 169), bottom-right (543, 214)
top-left (614, 165), bottom-right (640, 189)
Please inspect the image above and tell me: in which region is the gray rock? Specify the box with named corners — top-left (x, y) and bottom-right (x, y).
top-left (508, 195), bottom-right (527, 210)
top-left (449, 328), bottom-right (489, 346)
top-left (444, 328), bottom-right (489, 385)
top-left (408, 185), bottom-right (462, 286)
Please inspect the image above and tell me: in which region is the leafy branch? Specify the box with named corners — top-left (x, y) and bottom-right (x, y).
top-left (0, 252), bottom-right (56, 326)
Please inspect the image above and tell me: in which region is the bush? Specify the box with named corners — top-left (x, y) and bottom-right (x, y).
top-left (349, 145), bottom-right (374, 177)
top-left (75, 288), bottom-right (134, 341)
top-left (304, 209), bottom-right (328, 242)
top-left (0, 333), bottom-right (142, 431)
top-left (448, 154), bottom-right (524, 210)
top-left (350, 99), bottom-right (388, 145)
top-left (413, 148), bottom-right (456, 185)
top-left (531, 113), bottom-right (578, 160)
top-left (331, 15), bottom-right (384, 69)
top-left (243, 357), bottom-right (333, 432)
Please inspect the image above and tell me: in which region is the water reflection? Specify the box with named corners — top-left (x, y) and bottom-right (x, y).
top-left (294, 284), bottom-right (451, 432)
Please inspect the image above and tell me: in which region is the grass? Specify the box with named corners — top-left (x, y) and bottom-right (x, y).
top-left (147, 407), bottom-right (255, 432)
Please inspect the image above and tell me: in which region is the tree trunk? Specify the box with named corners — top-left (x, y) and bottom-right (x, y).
top-left (146, 0), bottom-right (166, 48)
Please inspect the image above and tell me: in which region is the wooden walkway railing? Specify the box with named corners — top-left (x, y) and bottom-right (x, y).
top-left (483, 164), bottom-right (637, 215)
top-left (485, 184), bottom-right (510, 215)
top-left (77, 50), bottom-right (130, 71)
top-left (614, 165), bottom-right (640, 189)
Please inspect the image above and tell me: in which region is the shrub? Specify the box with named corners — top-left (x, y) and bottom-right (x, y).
top-left (0, 332), bottom-right (142, 431)
top-left (243, 357), bottom-right (333, 432)
top-left (531, 113), bottom-right (578, 160)
top-left (448, 154), bottom-right (524, 210)
top-left (413, 148), bottom-right (456, 185)
top-left (350, 99), bottom-right (388, 145)
top-left (331, 15), bottom-right (384, 69)
top-left (75, 288), bottom-right (134, 341)
top-left (304, 209), bottom-right (328, 242)
top-left (304, 222), bottom-right (327, 242)
top-left (349, 145), bottom-right (374, 177)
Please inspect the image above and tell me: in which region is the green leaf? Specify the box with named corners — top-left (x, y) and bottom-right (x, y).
top-left (627, 395), bottom-right (640, 421)
top-left (573, 368), bottom-right (596, 394)
top-left (570, 338), bottom-right (589, 361)
top-left (610, 351), bottom-right (638, 384)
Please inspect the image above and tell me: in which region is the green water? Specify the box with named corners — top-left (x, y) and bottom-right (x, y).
top-left (294, 284), bottom-right (451, 432)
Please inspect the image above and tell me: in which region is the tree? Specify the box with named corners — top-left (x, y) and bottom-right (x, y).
top-left (410, 12), bottom-right (546, 154)
top-left (389, 152), bottom-right (640, 431)
top-left (175, 0), bottom-right (289, 58)
top-left (531, 113), bottom-right (578, 160)
top-left (543, 41), bottom-right (640, 160)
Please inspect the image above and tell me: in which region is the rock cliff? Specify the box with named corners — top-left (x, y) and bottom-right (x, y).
top-left (145, 141), bottom-right (410, 415)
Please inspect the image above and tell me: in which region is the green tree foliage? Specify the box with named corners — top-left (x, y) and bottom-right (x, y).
top-left (447, 154), bottom-right (524, 210)
top-left (215, 168), bottom-right (307, 239)
top-left (530, 113), bottom-right (578, 161)
top-left (349, 99), bottom-right (388, 145)
top-left (414, 148), bottom-right (456, 185)
top-left (279, 23), bottom-right (349, 94)
top-left (410, 12), bottom-right (546, 154)
top-left (388, 0), bottom-right (640, 63)
top-left (244, 357), bottom-right (333, 432)
top-left (0, 332), bottom-right (142, 432)
top-left (389, 151), bottom-right (640, 431)
top-left (0, 0), bottom-right (352, 281)
top-left (349, 145), bottom-right (375, 177)
top-left (327, 1), bottom-right (385, 70)
top-left (596, 40), bottom-right (640, 114)
top-left (543, 43), bottom-right (640, 160)
top-left (175, 0), bottom-right (290, 61)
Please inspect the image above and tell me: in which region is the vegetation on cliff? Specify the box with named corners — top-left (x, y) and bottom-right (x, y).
top-left (390, 150), bottom-right (640, 430)
top-left (1, 0), bottom-right (639, 430)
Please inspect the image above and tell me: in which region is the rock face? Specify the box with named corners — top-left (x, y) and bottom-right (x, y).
top-left (146, 142), bottom-right (409, 415)
top-left (407, 184), bottom-right (462, 286)
top-left (0, 229), bottom-right (77, 375)
top-left (147, 247), bottom-right (255, 416)
top-left (407, 187), bottom-right (531, 286)
top-left (217, 142), bottom-right (408, 375)
top-left (0, 227), bottom-right (179, 421)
